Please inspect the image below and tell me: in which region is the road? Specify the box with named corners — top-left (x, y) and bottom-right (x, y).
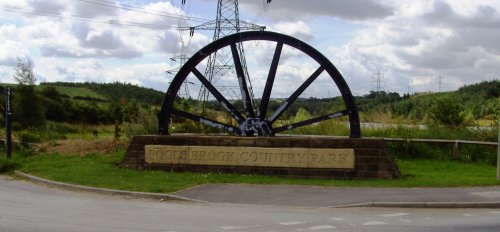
top-left (1, 175), bottom-right (500, 232)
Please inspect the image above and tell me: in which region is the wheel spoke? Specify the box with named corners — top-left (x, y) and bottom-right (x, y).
top-left (273, 110), bottom-right (348, 133)
top-left (258, 41), bottom-right (283, 119)
top-left (192, 67), bottom-right (245, 123)
top-left (172, 109), bottom-right (241, 135)
top-left (268, 66), bottom-right (325, 123)
top-left (230, 43), bottom-right (255, 118)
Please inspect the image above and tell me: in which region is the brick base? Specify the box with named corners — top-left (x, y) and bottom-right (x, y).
top-left (121, 135), bottom-right (400, 179)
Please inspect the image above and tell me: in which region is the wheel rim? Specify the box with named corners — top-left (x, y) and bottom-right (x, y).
top-left (159, 31), bottom-right (361, 138)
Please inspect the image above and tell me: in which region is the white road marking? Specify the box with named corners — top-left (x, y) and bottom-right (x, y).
top-left (308, 225), bottom-right (336, 230)
top-left (279, 221), bottom-right (306, 226)
top-left (462, 213), bottom-right (475, 217)
top-left (362, 221), bottom-right (387, 226)
top-left (489, 211), bottom-right (500, 214)
top-left (379, 212), bottom-right (408, 217)
top-left (400, 219), bottom-right (412, 223)
top-left (221, 226), bottom-right (246, 230)
top-left (469, 191), bottom-right (500, 199)
top-left (348, 223), bottom-right (358, 227)
top-left (328, 217), bottom-right (344, 221)
top-left (220, 225), bottom-right (260, 230)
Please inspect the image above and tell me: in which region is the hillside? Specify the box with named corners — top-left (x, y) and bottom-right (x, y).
top-left (39, 82), bottom-right (165, 105)
top-left (2, 80), bottom-right (497, 126)
top-left (0, 82), bottom-right (167, 125)
top-left (389, 80), bottom-right (499, 121)
top-left (37, 85), bottom-right (106, 100)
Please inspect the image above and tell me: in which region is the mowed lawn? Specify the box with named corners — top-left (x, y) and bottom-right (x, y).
top-left (10, 150), bottom-right (500, 194)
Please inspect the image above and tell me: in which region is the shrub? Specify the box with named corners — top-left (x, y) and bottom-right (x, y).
top-left (123, 107), bottom-right (158, 137)
top-left (14, 85), bottom-right (46, 128)
top-left (428, 97), bottom-right (466, 127)
top-left (18, 131), bottom-right (42, 144)
top-left (0, 157), bottom-right (19, 173)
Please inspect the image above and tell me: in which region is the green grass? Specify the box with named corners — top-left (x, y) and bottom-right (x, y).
top-left (0, 157), bottom-right (20, 173)
top-left (13, 151), bottom-right (500, 193)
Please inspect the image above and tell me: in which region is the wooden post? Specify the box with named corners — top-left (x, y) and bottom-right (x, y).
top-left (497, 118), bottom-right (499, 181)
top-left (405, 139), bottom-right (411, 158)
top-left (4, 87), bottom-right (12, 159)
top-left (114, 119), bottom-right (120, 152)
top-left (453, 140), bottom-right (459, 160)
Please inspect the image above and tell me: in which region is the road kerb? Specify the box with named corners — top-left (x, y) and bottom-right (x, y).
top-left (14, 171), bottom-right (204, 203)
top-left (333, 201), bottom-right (500, 209)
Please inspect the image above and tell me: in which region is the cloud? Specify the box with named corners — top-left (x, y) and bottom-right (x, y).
top-left (2, 0), bottom-right (499, 96)
top-left (0, 25), bottom-right (31, 66)
top-left (328, 1), bottom-right (500, 94)
top-left (422, 2), bottom-right (500, 54)
top-left (32, 57), bottom-right (172, 89)
top-left (83, 30), bottom-right (124, 50)
top-left (1, 0), bottom-right (188, 60)
top-left (30, 0), bottom-right (65, 14)
top-left (241, 0), bottom-right (394, 21)
top-left (71, 0), bottom-right (119, 18)
top-left (271, 21), bottom-right (313, 41)
top-left (0, 0), bottom-right (188, 85)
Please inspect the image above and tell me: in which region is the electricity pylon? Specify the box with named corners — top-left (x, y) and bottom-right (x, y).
top-left (181, 0), bottom-right (266, 113)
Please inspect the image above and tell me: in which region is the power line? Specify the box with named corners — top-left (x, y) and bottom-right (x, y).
top-left (167, 0), bottom-right (195, 99)
top-left (0, 6), bottom-right (181, 30)
top-left (74, 0), bottom-right (208, 22)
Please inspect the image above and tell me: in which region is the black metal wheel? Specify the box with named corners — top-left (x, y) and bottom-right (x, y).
top-left (159, 31), bottom-right (361, 138)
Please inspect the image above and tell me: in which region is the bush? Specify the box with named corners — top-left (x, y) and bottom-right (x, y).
top-left (15, 148), bottom-right (35, 158)
top-left (18, 131), bottom-right (42, 144)
top-left (44, 121), bottom-right (79, 135)
top-left (123, 107), bottom-right (158, 137)
top-left (0, 157), bottom-right (19, 173)
top-left (14, 85), bottom-right (46, 128)
top-left (428, 97), bottom-right (466, 127)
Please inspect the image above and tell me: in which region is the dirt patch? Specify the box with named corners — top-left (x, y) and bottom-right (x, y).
top-left (35, 138), bottom-right (130, 156)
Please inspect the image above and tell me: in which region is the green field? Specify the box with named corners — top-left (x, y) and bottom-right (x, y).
top-left (36, 85), bottom-right (106, 99)
top-left (1, 150), bottom-right (497, 194)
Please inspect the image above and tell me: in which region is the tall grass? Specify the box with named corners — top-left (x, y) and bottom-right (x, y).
top-left (284, 119), bottom-right (498, 164)
top-left (123, 108), bottom-right (158, 137)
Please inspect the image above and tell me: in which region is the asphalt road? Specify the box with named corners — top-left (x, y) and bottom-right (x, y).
top-left (1, 175), bottom-right (500, 232)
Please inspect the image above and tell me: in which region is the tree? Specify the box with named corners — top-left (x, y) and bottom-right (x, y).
top-left (122, 98), bottom-right (140, 122)
top-left (13, 58), bottom-right (36, 85)
top-left (41, 86), bottom-right (63, 102)
top-left (12, 59), bottom-right (46, 128)
top-left (428, 97), bottom-right (465, 127)
top-left (293, 108), bottom-right (311, 122)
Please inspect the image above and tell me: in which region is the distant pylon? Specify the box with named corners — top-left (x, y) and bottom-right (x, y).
top-left (167, 1), bottom-right (192, 99)
top-left (437, 75), bottom-right (443, 92)
top-left (372, 70), bottom-right (385, 93)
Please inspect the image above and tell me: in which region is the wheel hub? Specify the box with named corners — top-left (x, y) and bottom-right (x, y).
top-left (240, 118), bottom-right (273, 136)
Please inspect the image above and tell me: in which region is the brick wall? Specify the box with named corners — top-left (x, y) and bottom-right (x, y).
top-left (121, 135), bottom-right (400, 179)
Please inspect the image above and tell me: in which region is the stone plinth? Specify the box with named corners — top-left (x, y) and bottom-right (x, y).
top-left (121, 135), bottom-right (400, 179)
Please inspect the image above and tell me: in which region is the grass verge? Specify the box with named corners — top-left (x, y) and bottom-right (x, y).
top-left (14, 151), bottom-right (500, 193)
top-left (0, 157), bottom-right (20, 173)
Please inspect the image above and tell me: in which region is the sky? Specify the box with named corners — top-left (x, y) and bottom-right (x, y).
top-left (1, 0), bottom-right (499, 98)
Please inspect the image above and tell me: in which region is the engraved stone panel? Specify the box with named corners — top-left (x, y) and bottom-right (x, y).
top-left (145, 145), bottom-right (355, 169)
